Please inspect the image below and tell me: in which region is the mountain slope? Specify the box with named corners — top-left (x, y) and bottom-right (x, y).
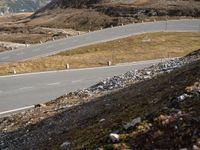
top-left (29, 0), bottom-right (200, 30)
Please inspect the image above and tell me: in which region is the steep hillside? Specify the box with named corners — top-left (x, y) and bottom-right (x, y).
top-left (0, 0), bottom-right (50, 13)
top-left (0, 49), bottom-right (200, 149)
top-left (28, 0), bottom-right (200, 30)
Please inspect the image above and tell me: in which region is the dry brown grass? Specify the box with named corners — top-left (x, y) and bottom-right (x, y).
top-left (0, 13), bottom-right (32, 24)
top-left (0, 32), bottom-right (200, 75)
top-left (0, 33), bottom-right (53, 44)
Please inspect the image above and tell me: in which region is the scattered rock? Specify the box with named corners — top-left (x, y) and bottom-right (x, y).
top-left (60, 141), bottom-right (71, 149)
top-left (99, 118), bottom-right (105, 123)
top-left (193, 145), bottom-right (200, 150)
top-left (177, 93), bottom-right (191, 102)
top-left (123, 117), bottom-right (141, 130)
top-left (109, 133), bottom-right (120, 142)
top-left (34, 103), bottom-right (46, 108)
top-left (59, 54), bottom-right (198, 101)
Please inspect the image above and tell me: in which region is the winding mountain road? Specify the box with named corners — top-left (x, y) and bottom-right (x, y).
top-left (0, 19), bottom-right (200, 63)
top-left (0, 59), bottom-right (168, 116)
top-left (0, 19), bottom-right (199, 116)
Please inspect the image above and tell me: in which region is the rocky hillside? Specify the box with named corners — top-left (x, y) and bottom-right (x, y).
top-left (28, 0), bottom-right (200, 30)
top-left (0, 0), bottom-right (50, 13)
top-left (0, 49), bottom-right (200, 149)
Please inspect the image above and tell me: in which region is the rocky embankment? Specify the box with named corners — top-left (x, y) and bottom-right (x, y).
top-left (0, 49), bottom-right (200, 149)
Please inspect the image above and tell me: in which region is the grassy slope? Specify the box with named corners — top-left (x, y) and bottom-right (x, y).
top-left (0, 32), bottom-right (200, 75)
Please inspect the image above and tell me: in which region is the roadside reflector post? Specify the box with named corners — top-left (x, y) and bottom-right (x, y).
top-left (121, 23), bottom-right (124, 26)
top-left (13, 69), bottom-right (16, 75)
top-left (100, 27), bottom-right (103, 30)
top-left (65, 64), bottom-right (70, 69)
top-left (107, 61), bottom-right (112, 66)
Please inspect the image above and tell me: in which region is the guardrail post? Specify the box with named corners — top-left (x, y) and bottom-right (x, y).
top-left (107, 61), bottom-right (112, 66)
top-left (65, 64), bottom-right (70, 69)
top-left (13, 69), bottom-right (16, 74)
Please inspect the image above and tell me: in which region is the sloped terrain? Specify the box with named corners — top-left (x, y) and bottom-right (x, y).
top-left (28, 0), bottom-right (200, 30)
top-left (0, 13), bottom-right (84, 47)
top-left (0, 49), bottom-right (200, 149)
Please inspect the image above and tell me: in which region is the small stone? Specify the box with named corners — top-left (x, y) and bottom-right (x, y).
top-left (123, 117), bottom-right (141, 130)
top-left (34, 103), bottom-right (46, 108)
top-left (193, 145), bottom-right (200, 150)
top-left (177, 94), bottom-right (191, 101)
top-left (178, 111), bottom-right (182, 115)
top-left (98, 85), bottom-right (104, 89)
top-left (60, 141), bottom-right (71, 149)
top-left (99, 118), bottom-right (105, 122)
top-left (109, 133), bottom-right (120, 142)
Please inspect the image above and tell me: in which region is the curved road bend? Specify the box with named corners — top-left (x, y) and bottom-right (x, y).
top-left (0, 19), bottom-right (199, 63)
top-left (0, 59), bottom-right (168, 115)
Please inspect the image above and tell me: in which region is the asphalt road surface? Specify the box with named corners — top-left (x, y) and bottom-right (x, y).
top-left (0, 59), bottom-right (166, 115)
top-left (0, 19), bottom-right (199, 63)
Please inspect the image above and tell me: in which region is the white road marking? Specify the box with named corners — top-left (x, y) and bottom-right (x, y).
top-left (0, 105), bottom-right (34, 116)
top-left (72, 80), bottom-right (82, 83)
top-left (19, 86), bottom-right (33, 90)
top-left (47, 82), bottom-right (60, 86)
